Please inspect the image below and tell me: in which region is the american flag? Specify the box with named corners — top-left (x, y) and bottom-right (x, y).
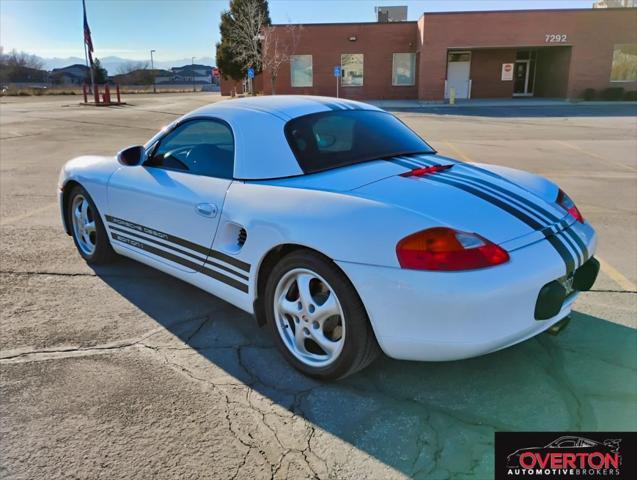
top-left (83, 0), bottom-right (94, 66)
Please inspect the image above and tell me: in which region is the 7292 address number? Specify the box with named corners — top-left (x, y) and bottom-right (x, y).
top-left (545, 34), bottom-right (567, 43)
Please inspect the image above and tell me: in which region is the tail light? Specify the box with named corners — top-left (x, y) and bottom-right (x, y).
top-left (556, 189), bottom-right (584, 223)
top-left (396, 227), bottom-right (509, 271)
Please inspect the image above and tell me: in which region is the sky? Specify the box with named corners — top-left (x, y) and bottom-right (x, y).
top-left (0, 0), bottom-right (594, 63)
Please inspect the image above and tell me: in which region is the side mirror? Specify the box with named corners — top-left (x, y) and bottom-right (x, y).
top-left (117, 145), bottom-right (145, 166)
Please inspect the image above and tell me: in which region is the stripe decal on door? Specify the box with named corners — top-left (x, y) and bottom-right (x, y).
top-left (105, 215), bottom-right (250, 292)
top-left (108, 225), bottom-right (249, 281)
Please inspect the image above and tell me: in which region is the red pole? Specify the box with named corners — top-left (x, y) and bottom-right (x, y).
top-left (82, 83), bottom-right (88, 103)
top-left (93, 84), bottom-right (100, 104)
top-left (116, 84), bottom-right (121, 104)
top-left (104, 84), bottom-right (111, 104)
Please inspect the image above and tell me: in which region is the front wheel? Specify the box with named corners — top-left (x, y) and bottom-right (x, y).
top-left (67, 185), bottom-right (115, 264)
top-left (264, 250), bottom-right (380, 380)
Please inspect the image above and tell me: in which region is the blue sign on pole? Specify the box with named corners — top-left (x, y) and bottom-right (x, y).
top-left (333, 66), bottom-right (341, 77)
top-left (247, 67), bottom-right (255, 79)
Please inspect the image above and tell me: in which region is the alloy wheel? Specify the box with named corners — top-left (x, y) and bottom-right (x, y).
top-left (273, 268), bottom-right (346, 367)
top-left (71, 194), bottom-right (97, 256)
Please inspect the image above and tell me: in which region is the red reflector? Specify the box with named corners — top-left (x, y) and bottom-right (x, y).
top-left (396, 227), bottom-right (509, 271)
top-left (400, 164), bottom-right (453, 177)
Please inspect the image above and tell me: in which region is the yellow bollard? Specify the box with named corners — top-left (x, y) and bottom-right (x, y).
top-left (449, 87), bottom-right (456, 105)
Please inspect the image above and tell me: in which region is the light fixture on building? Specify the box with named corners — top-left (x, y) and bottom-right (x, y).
top-left (348, 35), bottom-right (357, 41)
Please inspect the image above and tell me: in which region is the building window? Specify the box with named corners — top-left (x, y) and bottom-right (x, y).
top-left (448, 52), bottom-right (471, 63)
top-left (341, 54), bottom-right (364, 86)
top-left (610, 44), bottom-right (637, 82)
top-left (290, 55), bottom-right (313, 87)
top-left (392, 53), bottom-right (416, 86)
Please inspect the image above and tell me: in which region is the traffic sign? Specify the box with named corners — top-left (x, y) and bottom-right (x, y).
top-left (333, 66), bottom-right (341, 77)
top-left (247, 67), bottom-right (255, 79)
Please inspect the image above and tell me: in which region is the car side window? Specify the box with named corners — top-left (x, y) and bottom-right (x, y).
top-left (556, 439), bottom-right (577, 447)
top-left (146, 119), bottom-right (234, 179)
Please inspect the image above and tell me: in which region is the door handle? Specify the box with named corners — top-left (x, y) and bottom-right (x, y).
top-left (196, 203), bottom-right (217, 218)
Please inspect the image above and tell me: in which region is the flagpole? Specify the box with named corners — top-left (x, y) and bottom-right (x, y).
top-left (89, 53), bottom-right (96, 99)
top-left (82, 0), bottom-right (96, 99)
top-left (83, 41), bottom-right (92, 94)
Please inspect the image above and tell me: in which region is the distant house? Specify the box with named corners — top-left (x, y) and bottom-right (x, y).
top-left (50, 64), bottom-right (89, 85)
top-left (154, 69), bottom-right (176, 84)
top-left (170, 64), bottom-right (213, 84)
top-left (111, 69), bottom-right (172, 85)
top-left (108, 64), bottom-right (216, 86)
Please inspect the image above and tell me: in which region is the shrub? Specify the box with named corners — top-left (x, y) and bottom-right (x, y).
top-left (624, 90), bottom-right (637, 101)
top-left (582, 88), bottom-right (596, 101)
top-left (600, 87), bottom-right (625, 101)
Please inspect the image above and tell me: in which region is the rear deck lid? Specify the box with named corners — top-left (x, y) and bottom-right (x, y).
top-left (353, 154), bottom-right (576, 247)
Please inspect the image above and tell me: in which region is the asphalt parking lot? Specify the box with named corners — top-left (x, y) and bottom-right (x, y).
top-left (1, 93), bottom-right (636, 479)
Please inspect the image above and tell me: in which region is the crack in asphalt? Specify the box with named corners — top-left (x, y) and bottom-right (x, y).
top-left (19, 113), bottom-right (159, 131)
top-left (589, 289), bottom-right (637, 294)
top-left (141, 342), bottom-right (326, 479)
top-left (2, 298), bottom-right (623, 478)
top-left (0, 327), bottom-right (167, 362)
top-left (0, 270), bottom-right (159, 279)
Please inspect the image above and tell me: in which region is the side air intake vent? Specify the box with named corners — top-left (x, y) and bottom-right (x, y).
top-left (237, 228), bottom-right (247, 247)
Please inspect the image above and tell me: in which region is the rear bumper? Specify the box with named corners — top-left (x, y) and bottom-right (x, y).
top-left (337, 223), bottom-right (597, 361)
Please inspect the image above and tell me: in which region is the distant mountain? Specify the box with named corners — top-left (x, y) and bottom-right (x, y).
top-left (40, 56), bottom-right (215, 75)
top-left (42, 57), bottom-right (86, 70)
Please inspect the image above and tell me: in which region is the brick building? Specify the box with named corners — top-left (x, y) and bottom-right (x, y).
top-left (220, 7), bottom-right (637, 101)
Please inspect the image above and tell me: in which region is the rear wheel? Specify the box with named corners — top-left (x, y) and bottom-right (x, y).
top-left (265, 250), bottom-right (380, 380)
top-left (67, 185), bottom-right (115, 264)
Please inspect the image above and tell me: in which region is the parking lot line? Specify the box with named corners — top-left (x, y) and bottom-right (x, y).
top-left (441, 140), bottom-right (635, 292)
top-left (0, 202), bottom-right (58, 226)
top-left (442, 140), bottom-right (472, 162)
top-left (554, 140), bottom-right (637, 173)
top-left (597, 256), bottom-right (637, 292)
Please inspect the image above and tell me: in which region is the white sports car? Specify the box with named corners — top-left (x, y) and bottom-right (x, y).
top-left (59, 96), bottom-right (599, 379)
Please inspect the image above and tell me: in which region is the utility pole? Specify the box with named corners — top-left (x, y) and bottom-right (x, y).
top-left (150, 49), bottom-right (156, 93)
top-left (192, 56), bottom-right (196, 92)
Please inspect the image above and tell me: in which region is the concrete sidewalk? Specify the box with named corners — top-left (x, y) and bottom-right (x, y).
top-left (367, 98), bottom-right (637, 109)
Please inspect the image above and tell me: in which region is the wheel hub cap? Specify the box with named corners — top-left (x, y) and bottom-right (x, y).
top-left (71, 194), bottom-right (97, 256)
top-left (273, 268), bottom-right (345, 368)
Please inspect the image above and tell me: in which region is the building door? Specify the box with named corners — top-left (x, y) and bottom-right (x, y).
top-left (513, 52), bottom-right (536, 96)
top-left (446, 51), bottom-right (471, 99)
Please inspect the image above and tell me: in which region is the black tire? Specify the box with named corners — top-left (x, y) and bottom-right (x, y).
top-left (67, 185), bottom-right (115, 264)
top-left (264, 250), bottom-right (381, 380)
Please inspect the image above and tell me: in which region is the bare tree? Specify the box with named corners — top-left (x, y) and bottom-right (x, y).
top-left (0, 49), bottom-right (44, 69)
top-left (261, 24), bottom-right (302, 95)
top-left (225, 0), bottom-right (268, 73)
top-left (116, 61), bottom-right (149, 75)
top-left (0, 49), bottom-right (46, 83)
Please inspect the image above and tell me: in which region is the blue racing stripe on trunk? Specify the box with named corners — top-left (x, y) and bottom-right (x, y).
top-left (450, 166), bottom-right (589, 264)
top-left (424, 174), bottom-right (576, 274)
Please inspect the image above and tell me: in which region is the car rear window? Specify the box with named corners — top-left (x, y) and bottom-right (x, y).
top-left (284, 110), bottom-right (434, 174)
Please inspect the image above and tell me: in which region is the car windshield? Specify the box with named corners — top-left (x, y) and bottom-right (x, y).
top-left (284, 110), bottom-right (435, 174)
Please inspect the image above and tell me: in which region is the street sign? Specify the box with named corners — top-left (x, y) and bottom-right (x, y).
top-left (247, 67), bottom-right (255, 79)
top-left (501, 63), bottom-right (514, 81)
top-left (333, 66), bottom-right (341, 77)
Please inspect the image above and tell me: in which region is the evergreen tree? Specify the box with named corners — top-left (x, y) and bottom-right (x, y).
top-left (215, 0), bottom-right (271, 80)
top-left (93, 58), bottom-right (108, 84)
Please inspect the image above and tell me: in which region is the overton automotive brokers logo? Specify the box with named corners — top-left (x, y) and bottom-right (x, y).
top-left (495, 432), bottom-right (636, 480)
